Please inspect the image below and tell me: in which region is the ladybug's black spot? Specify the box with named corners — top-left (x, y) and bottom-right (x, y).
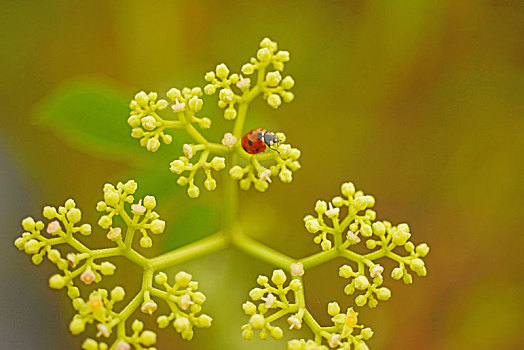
top-left (249, 131), bottom-right (253, 135)
top-left (248, 140), bottom-right (253, 146)
top-left (243, 146), bottom-right (248, 152)
top-left (255, 148), bottom-right (260, 153)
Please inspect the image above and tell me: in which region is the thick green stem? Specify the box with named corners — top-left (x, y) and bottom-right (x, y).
top-left (232, 233), bottom-right (295, 269)
top-left (299, 249), bottom-right (339, 269)
top-left (149, 232), bottom-right (229, 270)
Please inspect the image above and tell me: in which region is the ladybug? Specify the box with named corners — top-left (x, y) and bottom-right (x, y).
top-left (241, 128), bottom-right (280, 154)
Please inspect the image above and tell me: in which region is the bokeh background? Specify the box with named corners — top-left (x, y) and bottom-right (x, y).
top-left (1, 1), bottom-right (523, 349)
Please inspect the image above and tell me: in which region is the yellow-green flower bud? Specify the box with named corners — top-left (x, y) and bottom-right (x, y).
top-left (96, 201), bottom-right (107, 212)
top-left (66, 208), bottom-right (81, 224)
top-left (219, 88), bottom-right (234, 103)
top-left (372, 222), bottom-right (386, 236)
top-left (354, 276), bottom-right (370, 290)
top-left (202, 178), bottom-right (216, 192)
top-left (242, 328), bottom-right (254, 340)
top-left (174, 316), bottom-right (190, 332)
top-left (204, 71), bottom-right (215, 82)
top-left (177, 176), bottom-right (188, 186)
top-left (321, 240), bottom-right (332, 251)
top-left (405, 242), bottom-right (414, 252)
top-left (135, 91), bottom-right (149, 107)
top-left (282, 91), bottom-right (294, 103)
top-left (339, 265), bottom-right (353, 278)
top-left (137, 235), bottom-right (152, 248)
top-left (47, 249), bottom-right (60, 262)
top-left (403, 273), bottom-right (413, 284)
top-left (361, 327), bottom-right (374, 340)
top-left (79, 224), bottom-right (91, 235)
top-left (143, 195), bottom-right (156, 210)
top-left (265, 71), bottom-right (281, 87)
top-left (366, 240), bottom-right (377, 250)
top-left (305, 219), bottom-right (320, 233)
top-left (157, 315), bottom-right (169, 328)
top-left (98, 215), bottom-right (112, 229)
top-left (131, 128), bottom-right (144, 138)
top-left (315, 200), bottom-right (328, 213)
top-left (148, 92), bottom-right (157, 102)
top-left (104, 191), bottom-right (119, 207)
top-left (139, 331), bottom-right (157, 346)
top-left (69, 317), bottom-right (85, 335)
top-left (271, 269), bottom-right (287, 286)
top-left (24, 239), bottom-right (39, 255)
top-left (257, 47), bottom-right (271, 62)
top-left (267, 94), bottom-right (281, 109)
top-left (355, 295), bottom-right (367, 307)
top-left (141, 116), bottom-right (156, 131)
top-left (146, 138), bottom-right (160, 152)
top-left (187, 185), bottom-right (200, 199)
top-left (170, 160), bottom-right (185, 174)
top-left (175, 271), bottom-right (192, 287)
top-left (215, 63), bottom-right (229, 79)
top-left (391, 267), bottom-right (403, 280)
top-left (22, 217), bottom-right (36, 231)
top-left (257, 275), bottom-right (269, 285)
top-left (100, 261), bottom-right (116, 275)
top-left (410, 258), bottom-right (425, 272)
top-left (279, 169), bottom-right (292, 183)
top-left (162, 134), bottom-right (173, 144)
top-left (341, 182), bottom-right (355, 197)
top-left (224, 107), bottom-right (237, 120)
top-left (354, 197), bottom-right (367, 211)
top-left (241, 64), bottom-right (255, 76)
top-left (111, 286), bottom-right (125, 301)
top-left (376, 287), bottom-right (391, 301)
top-left (197, 314), bottom-right (212, 328)
top-left (328, 302), bottom-right (340, 316)
top-left (150, 219), bottom-right (165, 234)
top-left (416, 243), bottom-right (430, 257)
top-left (239, 178), bottom-right (251, 190)
top-left (289, 279), bottom-right (302, 291)
top-left (288, 340), bottom-right (302, 350)
top-left (249, 288), bottom-right (264, 300)
top-left (49, 274), bottom-right (65, 289)
top-left (192, 291), bottom-right (205, 304)
top-left (132, 319), bottom-right (144, 333)
top-left (82, 338), bottom-right (98, 350)
top-left (275, 50), bottom-right (290, 61)
top-left (361, 224), bottom-right (372, 237)
top-left (210, 157), bottom-right (226, 171)
top-left (229, 166), bottom-right (244, 180)
top-left (270, 326), bottom-right (283, 340)
top-left (43, 206), bottom-right (57, 219)
top-left (188, 96), bottom-right (203, 111)
top-left (32, 254), bottom-right (43, 265)
top-left (156, 99), bottom-right (169, 110)
top-left (243, 301), bottom-right (257, 315)
top-left (249, 314), bottom-right (265, 330)
top-left (392, 229), bottom-right (410, 246)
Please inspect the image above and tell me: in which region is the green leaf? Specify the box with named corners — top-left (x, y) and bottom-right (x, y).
top-left (34, 76), bottom-right (141, 161)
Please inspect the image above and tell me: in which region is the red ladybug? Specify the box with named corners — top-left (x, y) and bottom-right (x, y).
top-left (241, 128), bottom-right (280, 154)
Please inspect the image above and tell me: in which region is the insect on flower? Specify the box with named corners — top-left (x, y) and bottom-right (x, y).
top-left (241, 128), bottom-right (280, 154)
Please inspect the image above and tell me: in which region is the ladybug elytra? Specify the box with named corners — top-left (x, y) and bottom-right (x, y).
top-left (241, 128), bottom-right (280, 154)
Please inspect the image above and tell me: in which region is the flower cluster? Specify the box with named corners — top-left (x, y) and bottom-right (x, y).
top-left (96, 180), bottom-right (166, 248)
top-left (241, 269), bottom-right (304, 341)
top-left (302, 181), bottom-right (429, 307)
top-left (153, 271), bottom-right (213, 340)
top-left (126, 37), bottom-right (301, 198)
top-left (288, 305), bottom-right (372, 350)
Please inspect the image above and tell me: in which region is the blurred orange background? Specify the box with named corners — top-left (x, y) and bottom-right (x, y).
top-left (1, 1), bottom-right (523, 349)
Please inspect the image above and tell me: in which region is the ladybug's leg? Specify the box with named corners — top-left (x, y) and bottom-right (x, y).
top-left (269, 146), bottom-right (280, 154)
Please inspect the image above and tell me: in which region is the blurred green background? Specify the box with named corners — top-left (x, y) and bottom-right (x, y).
top-left (1, 0), bottom-right (523, 349)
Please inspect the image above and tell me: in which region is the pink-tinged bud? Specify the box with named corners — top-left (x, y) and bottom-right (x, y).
top-left (131, 201), bottom-right (146, 213)
top-left (370, 265), bottom-right (384, 278)
top-left (290, 262), bottom-right (304, 277)
top-left (221, 133), bottom-right (237, 148)
top-left (66, 253), bottom-right (77, 268)
top-left (329, 334), bottom-right (342, 348)
top-left (115, 341), bottom-right (131, 350)
top-left (96, 323), bottom-right (110, 338)
top-left (261, 293), bottom-right (275, 308)
top-left (180, 294), bottom-right (193, 310)
top-left (141, 301), bottom-right (158, 315)
top-left (47, 220), bottom-right (60, 234)
top-left (171, 102), bottom-right (186, 113)
top-left (80, 268), bottom-right (96, 285)
top-left (287, 316), bottom-right (302, 330)
top-left (259, 169), bottom-right (272, 183)
top-left (236, 77), bottom-right (251, 88)
top-left (87, 297), bottom-right (104, 311)
top-left (107, 227), bottom-right (121, 241)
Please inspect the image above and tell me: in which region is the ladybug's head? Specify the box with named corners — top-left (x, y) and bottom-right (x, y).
top-left (260, 131), bottom-right (280, 150)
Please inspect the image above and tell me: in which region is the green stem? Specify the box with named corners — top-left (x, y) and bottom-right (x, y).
top-left (299, 249), bottom-right (339, 269)
top-left (232, 233), bottom-right (295, 269)
top-left (149, 232), bottom-right (228, 270)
